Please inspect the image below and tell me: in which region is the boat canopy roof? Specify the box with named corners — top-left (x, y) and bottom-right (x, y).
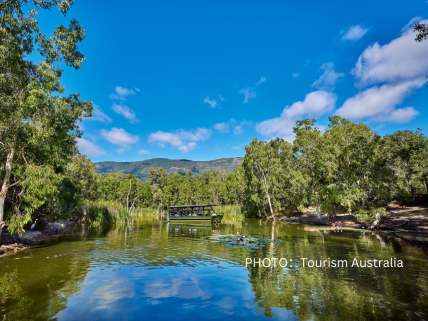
top-left (168, 204), bottom-right (218, 209)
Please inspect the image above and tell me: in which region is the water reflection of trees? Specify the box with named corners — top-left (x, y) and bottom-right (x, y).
top-left (0, 223), bottom-right (120, 320)
top-left (245, 224), bottom-right (428, 320)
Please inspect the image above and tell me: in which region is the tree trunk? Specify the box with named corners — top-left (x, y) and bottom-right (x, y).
top-left (424, 179), bottom-right (428, 194)
top-left (362, 196), bottom-right (367, 209)
top-left (271, 220), bottom-right (275, 241)
top-left (0, 135), bottom-right (17, 222)
top-left (266, 191), bottom-right (274, 220)
top-left (269, 220), bottom-right (275, 255)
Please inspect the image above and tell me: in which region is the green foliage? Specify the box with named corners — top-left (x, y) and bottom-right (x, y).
top-left (355, 207), bottom-right (388, 226)
top-left (354, 209), bottom-right (373, 226)
top-left (242, 138), bottom-right (285, 218)
top-left (0, 269), bottom-right (36, 320)
top-left (0, 0), bottom-right (93, 229)
top-left (148, 167), bottom-right (169, 187)
top-left (65, 154), bottom-right (98, 202)
top-left (81, 200), bottom-right (132, 225)
top-left (216, 205), bottom-right (243, 217)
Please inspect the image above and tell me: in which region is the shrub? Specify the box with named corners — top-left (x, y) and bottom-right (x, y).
top-left (355, 207), bottom-right (388, 226)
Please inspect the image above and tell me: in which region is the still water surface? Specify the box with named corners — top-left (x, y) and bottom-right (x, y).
top-left (1, 216), bottom-right (428, 320)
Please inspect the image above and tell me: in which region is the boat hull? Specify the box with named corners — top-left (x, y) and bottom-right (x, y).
top-left (168, 215), bottom-right (223, 223)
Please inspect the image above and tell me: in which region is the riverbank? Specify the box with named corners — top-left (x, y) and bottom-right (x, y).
top-left (0, 220), bottom-right (77, 256)
top-left (278, 203), bottom-right (428, 232)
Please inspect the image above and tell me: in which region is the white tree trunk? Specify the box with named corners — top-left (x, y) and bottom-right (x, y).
top-left (0, 196), bottom-right (5, 226)
top-left (0, 135), bottom-right (16, 222)
top-left (266, 191), bottom-right (274, 220)
top-left (0, 197), bottom-right (4, 244)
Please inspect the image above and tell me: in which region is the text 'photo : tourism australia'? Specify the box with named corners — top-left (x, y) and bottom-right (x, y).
top-left (1, 0), bottom-right (428, 320)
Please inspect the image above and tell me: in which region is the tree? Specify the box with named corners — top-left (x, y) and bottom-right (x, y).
top-left (413, 22), bottom-right (428, 43)
top-left (292, 118), bottom-right (322, 212)
top-left (317, 117), bottom-right (387, 214)
top-left (0, 0), bottom-right (92, 234)
top-left (148, 167), bottom-right (169, 188)
top-left (384, 129), bottom-right (428, 198)
top-left (243, 139), bottom-right (283, 219)
top-left (221, 167), bottom-right (245, 205)
top-left (65, 154), bottom-right (98, 202)
top-left (413, 18), bottom-right (428, 87)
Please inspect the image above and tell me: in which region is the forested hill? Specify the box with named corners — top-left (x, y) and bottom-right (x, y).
top-left (95, 157), bottom-right (243, 182)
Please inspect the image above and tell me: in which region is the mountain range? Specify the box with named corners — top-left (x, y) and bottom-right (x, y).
top-left (95, 157), bottom-right (243, 182)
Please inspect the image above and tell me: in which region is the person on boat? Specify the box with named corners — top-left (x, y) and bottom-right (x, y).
top-left (192, 212), bottom-right (197, 216)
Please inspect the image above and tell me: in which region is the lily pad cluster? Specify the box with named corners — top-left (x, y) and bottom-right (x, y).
top-left (207, 234), bottom-right (284, 252)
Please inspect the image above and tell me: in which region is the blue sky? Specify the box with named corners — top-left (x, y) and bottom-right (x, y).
top-left (35, 0), bottom-right (428, 161)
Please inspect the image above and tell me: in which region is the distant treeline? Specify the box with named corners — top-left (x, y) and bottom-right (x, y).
top-left (96, 167), bottom-right (244, 211)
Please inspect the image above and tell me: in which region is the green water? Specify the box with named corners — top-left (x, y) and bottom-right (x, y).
top-left (1, 216), bottom-right (427, 320)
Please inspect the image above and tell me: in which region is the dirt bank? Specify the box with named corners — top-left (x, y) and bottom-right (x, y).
top-left (278, 204), bottom-right (428, 232)
top-left (0, 220), bottom-right (77, 256)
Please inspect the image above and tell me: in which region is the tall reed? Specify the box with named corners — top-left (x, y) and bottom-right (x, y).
top-left (81, 200), bottom-right (160, 225)
top-left (216, 204), bottom-right (244, 217)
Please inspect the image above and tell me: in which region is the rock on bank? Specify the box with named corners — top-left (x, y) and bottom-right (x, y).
top-left (0, 220), bottom-right (77, 256)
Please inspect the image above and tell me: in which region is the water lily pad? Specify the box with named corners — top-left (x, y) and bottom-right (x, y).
top-left (207, 234), bottom-right (281, 250)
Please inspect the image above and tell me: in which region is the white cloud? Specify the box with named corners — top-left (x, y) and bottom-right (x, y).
top-left (257, 91), bottom-right (337, 141)
top-left (373, 107), bottom-right (420, 123)
top-left (138, 149), bottom-right (150, 155)
top-left (219, 95), bottom-right (225, 101)
top-left (312, 62), bottom-right (345, 89)
top-left (178, 142), bottom-right (197, 153)
top-left (115, 86), bottom-right (135, 97)
top-left (232, 143), bottom-right (246, 151)
top-left (178, 128), bottom-right (211, 142)
top-left (76, 138), bottom-right (106, 156)
top-left (337, 21), bottom-right (428, 123)
top-left (214, 122), bottom-right (230, 133)
top-left (100, 128), bottom-right (139, 147)
top-left (148, 128), bottom-right (211, 153)
top-left (233, 120), bottom-right (252, 135)
top-left (342, 25), bottom-right (369, 41)
top-left (401, 17), bottom-right (421, 33)
top-left (352, 21), bottom-right (428, 86)
top-left (111, 103), bottom-right (140, 124)
top-left (255, 77), bottom-right (266, 85)
top-left (239, 87), bottom-right (256, 104)
top-left (116, 146), bottom-right (132, 153)
top-left (87, 105), bottom-right (112, 123)
top-left (134, 87), bottom-right (141, 92)
top-left (234, 126), bottom-right (244, 135)
top-left (336, 79), bottom-right (423, 122)
top-left (292, 73), bottom-right (300, 78)
top-left (149, 132), bottom-right (182, 148)
top-left (203, 96), bottom-right (217, 108)
top-left (109, 86), bottom-right (136, 101)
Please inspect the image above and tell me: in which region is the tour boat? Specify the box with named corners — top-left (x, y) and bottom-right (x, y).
top-left (167, 204), bottom-right (224, 223)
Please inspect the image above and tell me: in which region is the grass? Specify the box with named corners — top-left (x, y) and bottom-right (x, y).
top-left (216, 204), bottom-right (244, 217)
top-left (82, 200), bottom-right (131, 225)
top-left (81, 202), bottom-right (244, 225)
top-left (81, 200), bottom-right (161, 225)
top-left (133, 207), bottom-right (159, 215)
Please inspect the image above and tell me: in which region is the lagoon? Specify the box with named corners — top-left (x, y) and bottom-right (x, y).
top-left (1, 216), bottom-right (428, 320)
